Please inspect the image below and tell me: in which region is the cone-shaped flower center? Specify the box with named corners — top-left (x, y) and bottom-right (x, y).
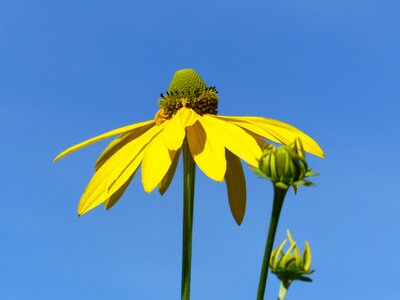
top-left (168, 69), bottom-right (207, 92)
top-left (157, 69), bottom-right (218, 122)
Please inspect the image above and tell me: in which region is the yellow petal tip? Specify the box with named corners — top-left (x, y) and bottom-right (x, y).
top-left (143, 184), bottom-right (155, 194)
top-left (77, 206), bottom-right (88, 217)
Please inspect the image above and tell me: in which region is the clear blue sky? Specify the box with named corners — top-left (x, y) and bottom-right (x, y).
top-left (1, 0), bottom-right (399, 299)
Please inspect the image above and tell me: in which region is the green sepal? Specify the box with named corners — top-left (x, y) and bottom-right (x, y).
top-left (297, 276), bottom-right (313, 282)
top-left (305, 171), bottom-right (319, 177)
top-left (275, 182), bottom-right (289, 190)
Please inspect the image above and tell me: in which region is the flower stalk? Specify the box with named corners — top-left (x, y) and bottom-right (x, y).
top-left (257, 186), bottom-right (287, 300)
top-left (254, 139), bottom-right (317, 300)
top-left (181, 138), bottom-right (196, 300)
top-left (278, 280), bottom-right (291, 300)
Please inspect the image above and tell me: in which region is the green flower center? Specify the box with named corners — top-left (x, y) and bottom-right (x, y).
top-left (158, 69), bottom-right (218, 119)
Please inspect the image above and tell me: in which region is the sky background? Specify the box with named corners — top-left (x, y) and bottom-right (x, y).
top-left (1, 0), bottom-right (399, 299)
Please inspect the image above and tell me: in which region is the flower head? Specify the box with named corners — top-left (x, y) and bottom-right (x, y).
top-left (270, 229), bottom-right (314, 283)
top-left (254, 138), bottom-right (318, 191)
top-left (55, 69), bottom-right (324, 223)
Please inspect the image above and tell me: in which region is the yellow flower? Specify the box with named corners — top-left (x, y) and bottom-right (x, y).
top-left (55, 69), bottom-right (324, 223)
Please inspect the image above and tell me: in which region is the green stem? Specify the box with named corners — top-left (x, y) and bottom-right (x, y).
top-left (278, 281), bottom-right (291, 300)
top-left (257, 186), bottom-right (288, 300)
top-left (181, 139), bottom-right (196, 300)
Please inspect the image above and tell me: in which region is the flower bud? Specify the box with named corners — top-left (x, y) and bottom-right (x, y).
top-left (270, 229), bottom-right (313, 283)
top-left (254, 138), bottom-right (317, 190)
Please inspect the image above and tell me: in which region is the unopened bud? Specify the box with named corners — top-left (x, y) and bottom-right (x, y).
top-left (270, 229), bottom-right (314, 283)
top-left (254, 139), bottom-right (317, 190)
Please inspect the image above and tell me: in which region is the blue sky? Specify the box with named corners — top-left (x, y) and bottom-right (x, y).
top-left (1, 0), bottom-right (399, 299)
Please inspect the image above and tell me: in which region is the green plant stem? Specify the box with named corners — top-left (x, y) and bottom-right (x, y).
top-left (181, 139), bottom-right (196, 300)
top-left (278, 281), bottom-right (291, 300)
top-left (257, 186), bottom-right (288, 300)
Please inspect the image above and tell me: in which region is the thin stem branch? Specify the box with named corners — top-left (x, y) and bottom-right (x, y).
top-left (278, 281), bottom-right (291, 300)
top-left (257, 186), bottom-right (288, 300)
top-left (181, 139), bottom-right (196, 300)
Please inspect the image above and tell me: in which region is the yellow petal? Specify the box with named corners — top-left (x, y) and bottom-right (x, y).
top-left (54, 120), bottom-right (155, 161)
top-left (161, 111), bottom-right (186, 150)
top-left (78, 148), bottom-right (144, 216)
top-left (205, 115), bottom-right (262, 167)
top-left (244, 129), bottom-right (269, 149)
top-left (161, 108), bottom-right (199, 150)
top-left (95, 122), bottom-right (155, 170)
top-left (78, 124), bottom-right (163, 215)
top-left (158, 149), bottom-right (181, 195)
top-left (104, 171), bottom-right (136, 210)
top-left (179, 107), bottom-right (198, 127)
top-left (225, 149), bottom-right (246, 225)
top-left (217, 116), bottom-right (324, 158)
top-left (187, 120), bottom-right (226, 182)
top-left (142, 132), bottom-right (177, 193)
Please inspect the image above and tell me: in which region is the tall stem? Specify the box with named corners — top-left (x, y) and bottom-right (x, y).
top-left (181, 139), bottom-right (196, 300)
top-left (257, 186), bottom-right (288, 300)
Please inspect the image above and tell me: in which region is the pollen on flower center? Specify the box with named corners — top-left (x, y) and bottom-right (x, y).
top-left (157, 69), bottom-right (218, 120)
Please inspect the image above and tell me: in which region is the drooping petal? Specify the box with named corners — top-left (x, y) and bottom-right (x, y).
top-left (142, 132), bottom-right (177, 193)
top-left (95, 122), bottom-right (155, 170)
top-left (187, 120), bottom-right (226, 181)
top-left (78, 147), bottom-right (144, 216)
top-left (162, 111), bottom-right (186, 150)
top-left (77, 124), bottom-right (164, 215)
top-left (161, 108), bottom-right (199, 150)
top-left (225, 149), bottom-right (246, 225)
top-left (54, 120), bottom-right (156, 161)
top-left (179, 107), bottom-right (198, 127)
top-left (104, 171), bottom-right (136, 210)
top-left (202, 115), bottom-right (262, 167)
top-left (216, 116), bottom-right (324, 158)
top-left (158, 149), bottom-right (181, 195)
top-left (242, 129), bottom-right (269, 149)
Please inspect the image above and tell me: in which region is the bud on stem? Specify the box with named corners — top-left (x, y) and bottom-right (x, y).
top-left (254, 139), bottom-right (318, 191)
top-left (255, 138), bottom-right (318, 300)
